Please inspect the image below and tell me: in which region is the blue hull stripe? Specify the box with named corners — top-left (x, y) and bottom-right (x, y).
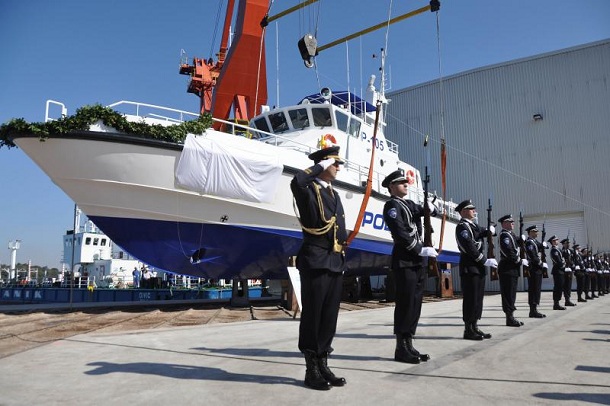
top-left (89, 216), bottom-right (459, 279)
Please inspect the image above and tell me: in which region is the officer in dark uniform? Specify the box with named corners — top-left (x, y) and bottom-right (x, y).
top-left (549, 235), bottom-right (567, 310)
top-left (572, 244), bottom-right (587, 302)
top-left (560, 239), bottom-right (576, 306)
top-left (524, 225), bottom-right (547, 318)
top-left (594, 254), bottom-right (606, 296)
top-left (497, 214), bottom-right (525, 327)
top-left (455, 200), bottom-right (497, 340)
top-left (382, 169), bottom-right (438, 364)
top-left (291, 145), bottom-right (347, 391)
top-left (581, 248), bottom-right (594, 300)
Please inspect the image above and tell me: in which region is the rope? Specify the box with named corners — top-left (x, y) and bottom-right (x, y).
top-left (435, 9), bottom-right (447, 254)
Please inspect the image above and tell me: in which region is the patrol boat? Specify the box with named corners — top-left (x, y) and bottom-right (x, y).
top-left (7, 0), bottom-right (458, 280)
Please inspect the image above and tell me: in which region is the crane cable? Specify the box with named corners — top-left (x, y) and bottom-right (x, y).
top-left (435, 8), bottom-right (448, 254)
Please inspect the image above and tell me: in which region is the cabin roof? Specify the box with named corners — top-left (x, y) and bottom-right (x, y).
top-left (299, 91), bottom-right (376, 115)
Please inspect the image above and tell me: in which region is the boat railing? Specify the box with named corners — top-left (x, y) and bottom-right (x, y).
top-left (106, 100), bottom-right (200, 122)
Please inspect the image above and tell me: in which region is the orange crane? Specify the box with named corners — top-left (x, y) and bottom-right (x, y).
top-left (179, 0), bottom-right (268, 123)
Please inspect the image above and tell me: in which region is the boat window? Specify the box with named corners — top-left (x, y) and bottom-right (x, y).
top-left (268, 111), bottom-right (289, 133)
top-left (253, 117), bottom-right (270, 133)
top-left (93, 238), bottom-right (99, 246)
top-left (348, 117), bottom-right (361, 138)
top-left (101, 239), bottom-right (107, 246)
top-left (312, 107), bottom-right (332, 127)
top-left (334, 110), bottom-right (348, 132)
top-left (85, 237), bottom-right (91, 245)
top-left (288, 108), bottom-right (310, 129)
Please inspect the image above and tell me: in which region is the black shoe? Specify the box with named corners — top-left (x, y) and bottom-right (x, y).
top-left (506, 317), bottom-right (523, 327)
top-left (592, 294), bottom-right (598, 298)
top-left (394, 336), bottom-right (420, 364)
top-left (577, 297), bottom-right (587, 302)
top-left (565, 301), bottom-right (576, 307)
top-left (553, 304), bottom-right (566, 310)
top-left (463, 324), bottom-right (484, 341)
top-left (587, 295), bottom-right (595, 300)
top-left (303, 353), bottom-right (331, 391)
top-left (405, 336), bottom-right (430, 362)
top-left (394, 347), bottom-right (421, 364)
top-left (473, 324), bottom-right (492, 339)
top-left (318, 355), bottom-right (346, 387)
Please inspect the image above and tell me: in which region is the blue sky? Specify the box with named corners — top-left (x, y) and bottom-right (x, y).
top-left (1, 0), bottom-right (609, 269)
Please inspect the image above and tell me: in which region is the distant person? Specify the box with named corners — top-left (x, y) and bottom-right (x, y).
top-left (549, 236), bottom-right (567, 310)
top-left (382, 169), bottom-right (437, 364)
top-left (455, 200), bottom-right (497, 340)
top-left (142, 266), bottom-right (151, 288)
top-left (497, 214), bottom-right (525, 327)
top-left (290, 145), bottom-right (347, 391)
top-left (524, 225), bottom-right (547, 318)
top-left (132, 266), bottom-right (141, 288)
top-left (560, 239), bottom-right (576, 307)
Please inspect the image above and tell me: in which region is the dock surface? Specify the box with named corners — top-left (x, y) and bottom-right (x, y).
top-left (0, 291), bottom-right (608, 405)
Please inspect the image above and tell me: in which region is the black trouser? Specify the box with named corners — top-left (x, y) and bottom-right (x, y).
top-left (553, 273), bottom-right (565, 302)
top-left (590, 273), bottom-right (597, 295)
top-left (393, 265), bottom-right (426, 336)
top-left (575, 271), bottom-right (585, 298)
top-left (461, 273), bottom-right (486, 324)
top-left (298, 269), bottom-right (343, 356)
top-left (563, 272), bottom-right (573, 302)
top-left (584, 272), bottom-right (591, 295)
top-left (527, 271), bottom-right (543, 306)
top-left (499, 272), bottom-right (518, 315)
top-left (598, 273), bottom-right (605, 294)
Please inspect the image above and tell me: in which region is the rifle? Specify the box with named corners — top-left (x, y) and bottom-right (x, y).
top-left (423, 164), bottom-right (439, 278)
top-left (541, 221), bottom-right (548, 278)
top-left (518, 211), bottom-right (529, 277)
top-left (487, 198), bottom-right (499, 281)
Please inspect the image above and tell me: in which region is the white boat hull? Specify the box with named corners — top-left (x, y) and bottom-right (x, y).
top-left (14, 131), bottom-right (458, 279)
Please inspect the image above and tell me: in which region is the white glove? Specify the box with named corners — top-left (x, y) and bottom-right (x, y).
top-left (419, 246), bottom-right (438, 258)
top-left (587, 268), bottom-right (592, 273)
top-left (565, 267), bottom-right (572, 273)
top-left (488, 225), bottom-right (496, 236)
top-left (319, 158), bottom-right (335, 170)
top-left (426, 199), bottom-right (437, 215)
top-left (521, 259), bottom-right (529, 267)
top-left (542, 242), bottom-right (548, 248)
top-left (575, 265), bottom-right (581, 270)
top-left (543, 263), bottom-right (548, 269)
top-left (484, 258), bottom-right (498, 268)
top-left (521, 234), bottom-right (527, 242)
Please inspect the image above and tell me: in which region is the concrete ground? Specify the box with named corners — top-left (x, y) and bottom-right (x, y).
top-left (0, 291), bottom-right (608, 406)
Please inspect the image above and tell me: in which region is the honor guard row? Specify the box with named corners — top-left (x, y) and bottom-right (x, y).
top-left (292, 147), bottom-right (609, 391)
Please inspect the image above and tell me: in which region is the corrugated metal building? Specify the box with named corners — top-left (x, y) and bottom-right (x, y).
top-left (387, 39), bottom-right (610, 292)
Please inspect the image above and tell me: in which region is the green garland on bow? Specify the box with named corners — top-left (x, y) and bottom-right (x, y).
top-left (0, 104), bottom-right (213, 149)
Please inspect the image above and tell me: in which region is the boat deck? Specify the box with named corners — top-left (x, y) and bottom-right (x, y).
top-left (1, 291), bottom-right (608, 405)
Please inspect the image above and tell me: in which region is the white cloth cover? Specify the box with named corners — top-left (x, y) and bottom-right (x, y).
top-left (175, 133), bottom-right (283, 203)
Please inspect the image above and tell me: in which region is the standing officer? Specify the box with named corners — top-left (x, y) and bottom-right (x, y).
top-left (581, 248), bottom-right (594, 300)
top-left (382, 169), bottom-right (438, 364)
top-left (291, 145), bottom-right (347, 391)
top-left (455, 200), bottom-right (497, 340)
top-left (572, 244), bottom-right (587, 302)
top-left (560, 239), bottom-right (576, 306)
top-left (524, 225), bottom-right (547, 318)
top-left (497, 214), bottom-right (526, 327)
top-left (549, 236), bottom-right (567, 310)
